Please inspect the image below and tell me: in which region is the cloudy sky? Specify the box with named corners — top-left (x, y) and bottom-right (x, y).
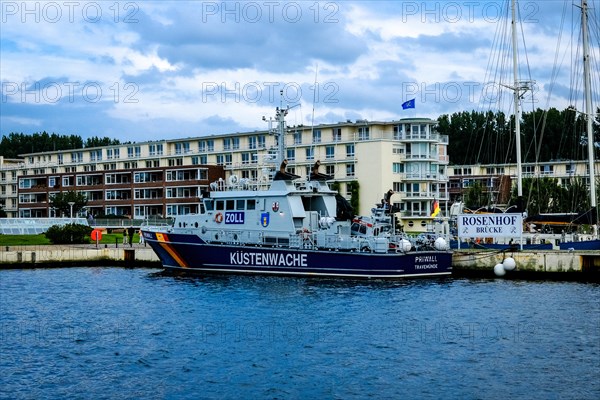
top-left (1, 0), bottom-right (599, 142)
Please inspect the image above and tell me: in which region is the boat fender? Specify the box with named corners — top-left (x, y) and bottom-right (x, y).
top-left (215, 212), bottom-right (223, 223)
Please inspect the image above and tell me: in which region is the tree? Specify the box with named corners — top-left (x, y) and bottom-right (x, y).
top-left (463, 182), bottom-right (490, 210)
top-left (509, 177), bottom-right (567, 215)
top-left (84, 136), bottom-right (121, 148)
top-left (0, 132), bottom-right (119, 158)
top-left (348, 181), bottom-right (360, 214)
top-left (49, 191), bottom-right (88, 217)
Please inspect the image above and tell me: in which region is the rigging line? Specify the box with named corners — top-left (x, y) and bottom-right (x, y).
top-left (533, 1), bottom-right (569, 173)
top-left (479, 1), bottom-right (511, 165)
top-left (552, 5), bottom-right (575, 157)
top-left (515, 3), bottom-right (543, 199)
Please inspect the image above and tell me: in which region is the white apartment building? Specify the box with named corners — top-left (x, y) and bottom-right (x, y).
top-left (0, 117), bottom-right (450, 233)
top-left (448, 160), bottom-right (600, 207)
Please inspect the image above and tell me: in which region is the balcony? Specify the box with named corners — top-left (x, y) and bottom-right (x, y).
top-left (401, 173), bottom-right (443, 181)
top-left (400, 192), bottom-right (435, 200)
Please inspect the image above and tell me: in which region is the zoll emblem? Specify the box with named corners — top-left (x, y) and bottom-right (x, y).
top-left (272, 202), bottom-right (279, 212)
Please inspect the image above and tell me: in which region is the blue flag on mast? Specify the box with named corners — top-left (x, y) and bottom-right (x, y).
top-left (402, 98), bottom-right (415, 109)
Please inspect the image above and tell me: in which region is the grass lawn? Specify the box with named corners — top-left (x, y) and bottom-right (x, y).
top-left (0, 233), bottom-right (142, 246)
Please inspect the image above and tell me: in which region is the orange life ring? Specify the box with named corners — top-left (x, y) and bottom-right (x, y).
top-left (215, 212), bottom-right (223, 223)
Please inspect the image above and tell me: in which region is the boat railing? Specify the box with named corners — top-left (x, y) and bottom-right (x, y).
top-left (194, 224), bottom-right (446, 252)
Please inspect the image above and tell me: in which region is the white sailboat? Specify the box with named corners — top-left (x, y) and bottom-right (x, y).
top-left (452, 0), bottom-right (599, 250)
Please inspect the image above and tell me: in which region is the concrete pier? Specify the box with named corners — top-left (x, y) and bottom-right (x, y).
top-left (452, 249), bottom-right (600, 279)
top-left (0, 244), bottom-right (161, 268)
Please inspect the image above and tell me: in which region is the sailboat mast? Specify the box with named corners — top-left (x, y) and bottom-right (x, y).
top-left (582, 0), bottom-right (596, 210)
top-left (511, 0), bottom-right (524, 203)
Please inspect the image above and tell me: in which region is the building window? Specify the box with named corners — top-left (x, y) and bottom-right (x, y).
top-left (393, 163), bottom-right (404, 174)
top-left (257, 135), bottom-right (265, 149)
top-left (332, 128), bottom-right (342, 141)
top-left (522, 165), bottom-right (535, 175)
top-left (293, 131), bottom-right (302, 145)
top-left (127, 146), bottom-right (141, 158)
top-left (232, 137), bottom-right (240, 150)
top-left (393, 125), bottom-right (403, 140)
top-left (241, 153), bottom-right (250, 164)
top-left (312, 129), bottom-right (321, 144)
top-left (326, 165), bottom-right (335, 176)
top-left (346, 144), bottom-right (354, 158)
top-left (306, 148), bottom-right (314, 160)
top-left (223, 138), bottom-right (231, 151)
top-left (325, 146), bottom-right (334, 159)
top-left (566, 163), bottom-right (574, 174)
top-left (346, 164), bottom-right (355, 177)
top-left (175, 142), bottom-right (190, 155)
top-left (358, 127), bottom-right (369, 140)
top-left (287, 149), bottom-right (295, 161)
top-left (216, 155), bottom-right (224, 165)
top-left (248, 136), bottom-right (257, 150)
top-left (90, 150), bottom-right (102, 162)
top-left (149, 144), bottom-right (162, 156)
top-left (71, 152), bottom-right (83, 163)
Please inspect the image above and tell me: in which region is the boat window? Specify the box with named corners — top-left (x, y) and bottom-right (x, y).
top-left (216, 200), bottom-right (224, 210)
top-left (236, 199), bottom-right (245, 210)
top-left (247, 199), bottom-right (256, 210)
top-left (226, 200), bottom-right (235, 210)
top-left (203, 200), bottom-right (213, 212)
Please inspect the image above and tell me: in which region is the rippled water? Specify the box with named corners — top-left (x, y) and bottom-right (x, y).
top-left (0, 267), bottom-right (598, 399)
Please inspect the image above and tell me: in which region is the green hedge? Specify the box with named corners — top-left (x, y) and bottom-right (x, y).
top-left (44, 223), bottom-right (93, 244)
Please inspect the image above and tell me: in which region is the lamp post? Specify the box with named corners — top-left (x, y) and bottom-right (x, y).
top-left (68, 202), bottom-right (75, 218)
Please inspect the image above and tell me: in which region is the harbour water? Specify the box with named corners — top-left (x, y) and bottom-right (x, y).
top-left (0, 267), bottom-right (598, 399)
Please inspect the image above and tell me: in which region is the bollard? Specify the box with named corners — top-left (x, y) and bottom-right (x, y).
top-left (32, 252), bottom-right (36, 263)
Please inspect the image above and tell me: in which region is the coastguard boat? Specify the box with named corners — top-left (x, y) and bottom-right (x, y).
top-left (141, 106), bottom-right (452, 279)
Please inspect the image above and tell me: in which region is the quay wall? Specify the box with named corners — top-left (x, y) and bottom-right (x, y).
top-left (452, 249), bottom-right (600, 277)
top-left (0, 245), bottom-right (161, 268)
top-left (1, 246), bottom-right (599, 279)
